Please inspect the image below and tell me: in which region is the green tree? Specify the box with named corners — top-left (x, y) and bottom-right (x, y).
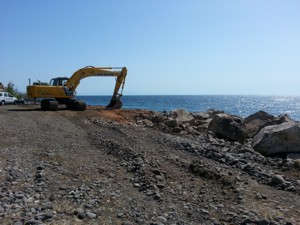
top-left (6, 82), bottom-right (25, 99)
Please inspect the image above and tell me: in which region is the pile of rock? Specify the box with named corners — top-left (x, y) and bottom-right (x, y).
top-left (136, 109), bottom-right (300, 158)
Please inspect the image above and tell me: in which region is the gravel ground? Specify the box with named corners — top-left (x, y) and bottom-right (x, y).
top-left (0, 104), bottom-right (299, 225)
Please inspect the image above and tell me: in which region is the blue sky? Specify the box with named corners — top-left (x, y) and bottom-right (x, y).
top-left (1, 0), bottom-right (299, 95)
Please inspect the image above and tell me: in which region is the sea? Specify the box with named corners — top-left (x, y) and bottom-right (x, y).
top-left (76, 95), bottom-right (300, 121)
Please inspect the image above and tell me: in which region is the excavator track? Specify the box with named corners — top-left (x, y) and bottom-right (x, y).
top-left (41, 99), bottom-right (58, 111)
top-left (65, 99), bottom-right (86, 111)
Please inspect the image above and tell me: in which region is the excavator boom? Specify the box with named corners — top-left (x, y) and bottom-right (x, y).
top-left (27, 66), bottom-right (127, 111)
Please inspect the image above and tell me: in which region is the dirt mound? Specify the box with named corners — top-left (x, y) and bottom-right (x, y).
top-left (85, 106), bottom-right (153, 124)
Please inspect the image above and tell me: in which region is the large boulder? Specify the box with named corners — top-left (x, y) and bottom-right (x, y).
top-left (208, 113), bottom-right (246, 142)
top-left (170, 109), bottom-right (195, 124)
top-left (245, 110), bottom-right (275, 123)
top-left (244, 111), bottom-right (275, 138)
top-left (252, 122), bottom-right (300, 156)
top-left (245, 111), bottom-right (293, 138)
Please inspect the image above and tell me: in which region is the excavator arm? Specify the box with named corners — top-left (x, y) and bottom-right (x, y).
top-left (66, 66), bottom-right (127, 108)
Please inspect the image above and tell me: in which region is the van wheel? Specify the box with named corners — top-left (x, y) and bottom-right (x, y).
top-left (13, 100), bottom-right (17, 105)
top-left (1, 101), bottom-right (5, 106)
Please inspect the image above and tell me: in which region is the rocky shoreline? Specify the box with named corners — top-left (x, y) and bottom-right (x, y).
top-left (0, 105), bottom-right (299, 225)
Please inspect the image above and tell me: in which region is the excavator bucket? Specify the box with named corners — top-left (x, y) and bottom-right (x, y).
top-left (106, 97), bottom-right (123, 109)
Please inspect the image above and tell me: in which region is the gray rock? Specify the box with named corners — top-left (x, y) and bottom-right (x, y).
top-left (164, 119), bottom-right (178, 128)
top-left (196, 123), bottom-right (209, 132)
top-left (252, 122), bottom-right (300, 156)
top-left (13, 221), bottom-right (23, 225)
top-left (143, 119), bottom-right (154, 127)
top-left (134, 157), bottom-right (144, 166)
top-left (208, 113), bottom-right (246, 142)
top-left (245, 111), bottom-right (293, 138)
top-left (193, 112), bottom-right (210, 120)
top-left (77, 211), bottom-right (86, 219)
top-left (172, 127), bottom-right (182, 133)
top-left (122, 222), bottom-right (134, 225)
top-left (171, 109), bottom-right (195, 124)
top-left (86, 211), bottom-right (97, 218)
top-left (157, 216), bottom-right (167, 223)
top-left (117, 212), bottom-right (124, 218)
top-left (256, 219), bottom-right (270, 225)
top-left (245, 110), bottom-right (275, 123)
top-left (84, 203), bottom-right (93, 209)
top-left (152, 114), bottom-right (164, 123)
top-left (294, 159), bottom-right (300, 168)
top-left (34, 213), bottom-right (53, 221)
top-left (15, 193), bottom-right (25, 198)
top-left (74, 207), bottom-right (84, 215)
top-left (244, 111), bottom-right (275, 137)
top-left (25, 220), bottom-right (44, 225)
top-left (271, 175), bottom-right (285, 185)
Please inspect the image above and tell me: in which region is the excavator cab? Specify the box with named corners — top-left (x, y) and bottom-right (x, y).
top-left (50, 77), bottom-right (69, 86)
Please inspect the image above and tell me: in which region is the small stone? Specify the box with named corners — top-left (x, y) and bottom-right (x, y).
top-left (294, 159), bottom-right (300, 168)
top-left (154, 192), bottom-right (161, 200)
top-left (201, 209), bottom-right (209, 214)
top-left (133, 183), bottom-right (140, 187)
top-left (25, 220), bottom-right (44, 225)
top-left (31, 208), bottom-right (37, 213)
top-left (146, 190), bottom-right (154, 196)
top-left (6, 175), bottom-right (14, 181)
top-left (74, 208), bottom-right (84, 215)
top-left (271, 175), bottom-right (285, 185)
top-left (256, 219), bottom-right (270, 225)
top-left (157, 216), bottom-right (167, 223)
top-left (117, 212), bottom-right (124, 218)
top-left (255, 193), bottom-right (263, 200)
top-left (34, 213), bottom-right (53, 221)
top-left (84, 204), bottom-right (93, 209)
top-left (155, 175), bottom-right (164, 181)
top-left (77, 211), bottom-right (86, 219)
top-left (37, 165), bottom-right (45, 170)
top-left (134, 157), bottom-right (144, 166)
top-left (108, 172), bottom-right (116, 178)
top-left (242, 219), bottom-right (254, 224)
top-left (15, 193), bottom-right (25, 198)
top-left (86, 211), bottom-right (97, 219)
top-left (13, 221), bottom-right (23, 225)
top-left (122, 222), bottom-right (134, 225)
top-left (156, 182), bottom-right (165, 189)
top-left (261, 194), bottom-right (268, 199)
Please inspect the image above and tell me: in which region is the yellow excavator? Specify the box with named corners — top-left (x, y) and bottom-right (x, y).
top-left (27, 66), bottom-right (127, 111)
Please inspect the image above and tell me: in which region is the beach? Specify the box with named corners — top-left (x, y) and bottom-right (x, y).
top-left (0, 104), bottom-right (299, 225)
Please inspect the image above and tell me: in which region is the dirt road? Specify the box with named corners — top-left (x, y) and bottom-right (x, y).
top-left (0, 105), bottom-right (299, 225)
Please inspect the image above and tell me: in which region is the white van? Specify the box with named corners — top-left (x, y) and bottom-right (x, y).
top-left (0, 92), bottom-right (18, 105)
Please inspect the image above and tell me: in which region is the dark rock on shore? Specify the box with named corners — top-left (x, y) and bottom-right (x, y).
top-left (137, 109), bottom-right (300, 158)
top-left (208, 112), bottom-right (247, 142)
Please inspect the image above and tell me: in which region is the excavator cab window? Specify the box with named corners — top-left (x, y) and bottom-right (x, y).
top-left (50, 77), bottom-right (69, 86)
